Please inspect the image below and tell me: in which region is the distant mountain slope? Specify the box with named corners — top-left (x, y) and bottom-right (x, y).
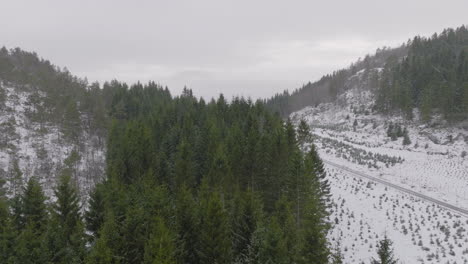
top-left (265, 26), bottom-right (468, 122)
top-left (0, 47), bottom-right (175, 198)
top-left (0, 48), bottom-right (109, 197)
top-left (376, 26), bottom-right (468, 121)
top-left (291, 67), bottom-right (468, 209)
top-left (263, 44), bottom-right (407, 116)
top-left (291, 54), bottom-right (468, 264)
top-left (0, 82), bottom-right (105, 198)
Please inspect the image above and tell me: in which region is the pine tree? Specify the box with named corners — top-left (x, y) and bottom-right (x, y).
top-left (403, 132), bottom-right (411, 146)
top-left (287, 148), bottom-right (306, 225)
top-left (86, 235), bottom-right (113, 264)
top-left (21, 177), bottom-right (48, 232)
top-left (86, 212), bottom-right (120, 264)
top-left (297, 119), bottom-right (311, 147)
top-left (231, 190), bottom-right (263, 261)
top-left (420, 87), bottom-right (433, 122)
top-left (206, 145), bottom-right (233, 193)
top-left (9, 158), bottom-right (23, 196)
top-left (371, 236), bottom-right (398, 264)
top-left (175, 186), bottom-right (200, 264)
top-left (285, 118), bottom-right (297, 148)
top-left (198, 185), bottom-right (231, 264)
top-left (396, 124), bottom-right (403, 138)
top-left (9, 177), bottom-right (49, 263)
top-left (274, 196), bottom-right (299, 263)
top-left (0, 179), bottom-right (15, 263)
top-left (386, 123), bottom-right (394, 138)
top-left (143, 217), bottom-right (176, 264)
top-left (46, 173), bottom-right (86, 263)
top-left (259, 217), bottom-right (288, 264)
top-left (85, 183), bottom-right (106, 241)
top-left (299, 145), bottom-right (331, 264)
top-left (307, 144), bottom-right (331, 209)
top-left (253, 134), bottom-right (273, 207)
top-left (62, 100), bottom-right (81, 143)
top-left (174, 139), bottom-right (196, 190)
top-left (14, 223), bottom-right (49, 264)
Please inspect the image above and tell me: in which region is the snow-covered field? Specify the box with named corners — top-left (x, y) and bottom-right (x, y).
top-left (292, 76), bottom-right (468, 208)
top-left (0, 82), bottom-right (105, 198)
top-left (328, 166), bottom-right (468, 264)
top-left (292, 69), bottom-right (468, 263)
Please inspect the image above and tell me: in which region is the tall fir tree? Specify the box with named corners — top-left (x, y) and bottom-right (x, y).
top-left (143, 217), bottom-right (176, 264)
top-left (85, 183), bottom-right (106, 241)
top-left (371, 236), bottom-right (398, 264)
top-left (46, 173), bottom-right (86, 263)
top-left (198, 184), bottom-right (231, 264)
top-left (174, 186), bottom-right (200, 264)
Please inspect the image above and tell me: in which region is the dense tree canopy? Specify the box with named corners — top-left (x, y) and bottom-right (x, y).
top-left (0, 79), bottom-right (332, 263)
top-left (376, 26), bottom-right (468, 121)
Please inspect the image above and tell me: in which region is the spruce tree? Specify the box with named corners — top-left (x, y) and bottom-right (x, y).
top-left (86, 211), bottom-right (121, 264)
top-left (198, 185), bottom-right (231, 264)
top-left (260, 217), bottom-right (288, 264)
top-left (207, 145), bottom-right (233, 193)
top-left (21, 177), bottom-right (48, 232)
top-left (297, 119), bottom-right (311, 146)
top-left (403, 132), bottom-right (411, 146)
top-left (85, 235), bottom-right (113, 264)
top-left (274, 196), bottom-right (299, 263)
top-left (9, 158), bottom-right (23, 196)
top-left (63, 100), bottom-right (81, 143)
top-left (231, 190), bottom-right (263, 261)
top-left (85, 183), bottom-right (106, 241)
top-left (143, 217), bottom-right (176, 264)
top-left (299, 145), bottom-right (331, 264)
top-left (46, 173), bottom-right (86, 263)
top-left (175, 186), bottom-right (200, 264)
top-left (11, 177), bottom-right (48, 263)
top-left (0, 179), bottom-right (15, 263)
top-left (174, 139), bottom-right (196, 190)
top-left (371, 236), bottom-right (398, 264)
top-left (86, 212), bottom-right (123, 264)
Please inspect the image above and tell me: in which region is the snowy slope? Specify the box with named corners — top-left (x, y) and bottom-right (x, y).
top-left (292, 69), bottom-right (468, 208)
top-left (0, 81), bottom-right (105, 199)
top-left (292, 69), bottom-right (468, 263)
top-left (327, 166), bottom-right (468, 263)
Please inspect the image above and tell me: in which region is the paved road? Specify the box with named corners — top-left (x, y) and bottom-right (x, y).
top-left (323, 159), bottom-right (468, 218)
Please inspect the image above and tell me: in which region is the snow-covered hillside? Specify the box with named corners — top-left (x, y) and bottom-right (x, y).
top-left (0, 81), bottom-right (105, 198)
top-left (292, 69), bottom-right (468, 263)
top-left (292, 69), bottom-right (468, 208)
top-left (327, 166), bottom-right (468, 263)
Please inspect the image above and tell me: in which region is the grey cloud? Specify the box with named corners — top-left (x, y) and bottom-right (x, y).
top-left (1, 0), bottom-right (467, 99)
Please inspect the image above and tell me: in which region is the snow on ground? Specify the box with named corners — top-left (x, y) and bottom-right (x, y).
top-left (291, 78), bottom-right (468, 208)
top-left (0, 82), bottom-right (105, 199)
top-left (291, 69), bottom-right (468, 263)
top-left (328, 165), bottom-right (468, 264)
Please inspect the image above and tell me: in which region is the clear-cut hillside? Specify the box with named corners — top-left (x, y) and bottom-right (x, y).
top-left (292, 67), bottom-right (468, 263)
top-left (292, 68), bottom-right (468, 207)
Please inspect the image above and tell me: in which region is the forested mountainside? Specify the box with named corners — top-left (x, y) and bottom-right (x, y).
top-left (265, 26), bottom-right (468, 122)
top-left (263, 45), bottom-right (408, 117)
top-left (0, 48), bottom-right (110, 197)
top-left (0, 80), bottom-right (333, 263)
top-left (376, 26), bottom-right (468, 121)
top-left (0, 48), bottom-right (168, 197)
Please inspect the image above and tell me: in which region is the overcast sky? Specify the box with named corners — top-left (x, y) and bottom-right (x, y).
top-left (1, 0), bottom-right (467, 99)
